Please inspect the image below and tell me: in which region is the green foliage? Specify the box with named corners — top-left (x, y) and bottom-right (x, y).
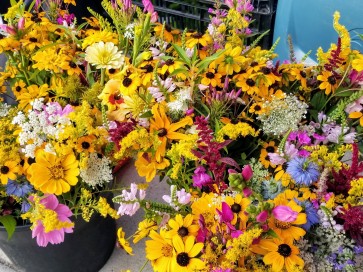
top-left (87, 7), bottom-right (113, 32)
top-left (0, 215), bottom-right (16, 240)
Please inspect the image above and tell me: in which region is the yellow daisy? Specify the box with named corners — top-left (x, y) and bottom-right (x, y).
top-left (0, 160), bottom-right (20, 184)
top-left (166, 214), bottom-right (199, 240)
top-left (146, 229), bottom-right (174, 272)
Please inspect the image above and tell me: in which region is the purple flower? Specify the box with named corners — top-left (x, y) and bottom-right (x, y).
top-left (192, 166), bottom-right (212, 188)
top-left (6, 180), bottom-right (33, 197)
top-left (286, 157), bottom-right (320, 186)
top-left (256, 210), bottom-right (268, 223)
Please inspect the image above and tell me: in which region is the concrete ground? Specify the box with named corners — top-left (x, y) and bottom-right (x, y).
top-left (0, 159), bottom-right (168, 272)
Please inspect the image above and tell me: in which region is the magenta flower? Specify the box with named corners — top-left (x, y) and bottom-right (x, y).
top-left (242, 164), bottom-right (253, 181)
top-left (256, 210), bottom-right (269, 223)
top-left (192, 166), bottom-right (212, 188)
top-left (31, 194), bottom-right (74, 247)
top-left (272, 205), bottom-right (298, 222)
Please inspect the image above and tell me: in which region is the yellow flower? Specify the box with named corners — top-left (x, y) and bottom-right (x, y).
top-left (317, 71), bottom-right (338, 95)
top-left (133, 219), bottom-right (158, 244)
top-left (0, 160), bottom-right (20, 184)
top-left (117, 227), bottom-right (134, 255)
top-left (200, 68), bottom-right (222, 87)
top-left (259, 150), bottom-right (276, 169)
top-left (352, 54), bottom-right (363, 72)
top-left (186, 32), bottom-right (212, 48)
top-left (217, 44), bottom-right (246, 75)
top-left (349, 111), bottom-right (363, 126)
top-left (166, 214), bottom-right (199, 240)
top-left (171, 235), bottom-right (205, 272)
top-left (82, 31), bottom-right (119, 49)
top-left (269, 199), bottom-right (307, 242)
top-left (216, 122), bottom-right (258, 142)
top-left (250, 237), bottom-right (304, 272)
top-left (135, 152), bottom-right (170, 182)
top-left (76, 135), bottom-right (97, 153)
top-left (85, 41), bottom-right (124, 70)
top-left (160, 58), bottom-right (185, 75)
top-left (17, 84), bottom-right (49, 112)
top-left (224, 194), bottom-right (251, 226)
top-left (11, 80), bottom-right (27, 99)
top-left (146, 229), bottom-right (174, 272)
top-left (154, 23), bottom-right (180, 43)
top-left (28, 151), bottom-right (79, 195)
top-left (149, 104), bottom-right (193, 162)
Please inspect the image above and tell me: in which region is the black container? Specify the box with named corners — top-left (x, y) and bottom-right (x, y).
top-left (133, 0), bottom-right (278, 49)
top-left (0, 213), bottom-right (116, 272)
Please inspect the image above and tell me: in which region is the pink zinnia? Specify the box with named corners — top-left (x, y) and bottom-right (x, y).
top-left (31, 194), bottom-right (74, 247)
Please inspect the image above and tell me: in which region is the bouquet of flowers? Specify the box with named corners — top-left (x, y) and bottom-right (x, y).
top-left (88, 0), bottom-right (363, 271)
top-left (0, 0), bottom-right (120, 247)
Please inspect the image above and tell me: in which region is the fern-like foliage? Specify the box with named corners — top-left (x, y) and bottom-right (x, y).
top-left (87, 7), bottom-right (113, 32)
top-left (81, 82), bottom-right (103, 107)
top-left (329, 89), bottom-right (363, 122)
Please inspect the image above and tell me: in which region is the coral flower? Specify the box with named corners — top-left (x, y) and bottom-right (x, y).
top-left (251, 237), bottom-right (304, 272)
top-left (149, 104), bottom-right (193, 161)
top-left (146, 230), bottom-right (174, 272)
top-left (171, 235), bottom-right (205, 272)
top-left (28, 151), bottom-right (79, 195)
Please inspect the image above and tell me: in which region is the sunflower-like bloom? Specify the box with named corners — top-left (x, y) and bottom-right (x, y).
top-left (0, 160), bottom-right (20, 184)
top-left (146, 229), bottom-right (174, 272)
top-left (250, 237), bottom-right (304, 272)
top-left (28, 151), bottom-right (79, 195)
top-left (149, 104), bottom-right (193, 162)
top-left (217, 44), bottom-right (246, 75)
top-left (85, 41), bottom-right (124, 70)
top-left (171, 235), bottom-right (205, 271)
top-left (166, 214), bottom-right (199, 240)
top-left (317, 71), bottom-right (338, 95)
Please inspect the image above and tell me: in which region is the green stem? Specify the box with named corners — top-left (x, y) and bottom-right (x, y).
top-left (139, 260), bottom-right (149, 272)
top-left (100, 68), bottom-right (105, 86)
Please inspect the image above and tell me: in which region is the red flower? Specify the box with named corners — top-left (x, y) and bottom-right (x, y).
top-left (342, 205), bottom-right (363, 246)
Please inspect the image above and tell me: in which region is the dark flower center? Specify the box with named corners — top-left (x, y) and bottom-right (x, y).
top-left (29, 37), bottom-right (38, 43)
top-left (274, 219), bottom-right (292, 229)
top-left (143, 64), bottom-right (154, 73)
top-left (0, 166), bottom-right (9, 174)
top-left (231, 203), bottom-right (242, 213)
top-left (192, 32), bottom-right (203, 39)
top-left (81, 141), bottom-right (91, 149)
top-left (122, 77), bottom-right (132, 87)
top-left (300, 71), bottom-right (307, 78)
top-left (328, 75), bottom-right (337, 85)
top-left (165, 59), bottom-right (175, 66)
top-left (165, 24), bottom-right (172, 32)
top-left (15, 86), bottom-right (22, 92)
top-left (114, 93), bottom-right (122, 101)
top-left (28, 157), bottom-right (36, 165)
top-left (261, 67), bottom-right (271, 75)
top-left (254, 105), bottom-right (261, 111)
top-left (158, 128), bottom-right (167, 137)
top-left (176, 252), bottom-right (190, 267)
top-left (178, 226), bottom-right (189, 237)
top-left (266, 146), bottom-right (275, 153)
top-left (251, 61), bottom-right (258, 67)
top-left (69, 62), bottom-right (77, 68)
top-left (278, 244), bottom-right (292, 257)
top-left (108, 68), bottom-right (116, 74)
top-left (265, 155), bottom-right (270, 161)
top-left (246, 78), bottom-right (255, 87)
top-left (206, 72), bottom-right (215, 79)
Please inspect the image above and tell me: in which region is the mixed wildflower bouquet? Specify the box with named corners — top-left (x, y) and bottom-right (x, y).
top-left (89, 0), bottom-right (363, 271)
top-left (0, 0), bottom-right (120, 247)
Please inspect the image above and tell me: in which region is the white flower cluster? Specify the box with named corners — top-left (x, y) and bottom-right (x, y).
top-left (124, 23), bottom-right (135, 39)
top-left (80, 153), bottom-right (113, 188)
top-left (12, 99), bottom-right (72, 158)
top-left (167, 87), bottom-right (192, 114)
top-left (0, 103), bottom-right (11, 117)
top-left (257, 95), bottom-right (308, 136)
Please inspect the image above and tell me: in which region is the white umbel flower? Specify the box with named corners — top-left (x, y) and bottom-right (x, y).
top-left (85, 41), bottom-right (124, 69)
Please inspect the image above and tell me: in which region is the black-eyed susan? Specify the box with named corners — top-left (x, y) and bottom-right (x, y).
top-left (259, 150), bottom-right (276, 169)
top-left (166, 214), bottom-right (199, 240)
top-left (106, 67), bottom-right (120, 78)
top-left (186, 32), bottom-right (212, 48)
top-left (64, 60), bottom-right (82, 76)
top-left (274, 164), bottom-right (292, 187)
top-left (12, 80), bottom-right (27, 99)
top-left (27, 150), bottom-right (79, 195)
top-left (224, 194), bottom-right (250, 226)
top-left (250, 237), bottom-right (304, 272)
top-left (235, 74), bottom-right (260, 95)
top-left (289, 67), bottom-right (309, 90)
top-left (171, 235), bottom-right (205, 272)
top-left (117, 227), bottom-right (133, 255)
top-left (154, 23), bottom-right (180, 43)
top-left (149, 104), bottom-right (193, 161)
top-left (268, 199), bottom-right (306, 242)
top-left (201, 68), bottom-right (222, 87)
top-left (261, 141), bottom-right (278, 155)
top-left (139, 63), bottom-right (155, 86)
top-left (160, 58), bottom-right (184, 75)
top-left (119, 74), bottom-right (142, 96)
top-left (257, 66), bottom-right (281, 87)
top-left (133, 219), bottom-right (158, 244)
top-left (317, 71), bottom-right (338, 95)
top-left (76, 135), bottom-right (96, 153)
top-left (145, 229), bottom-right (174, 272)
top-left (249, 102), bottom-right (265, 114)
top-left (0, 160), bottom-right (20, 184)
top-left (20, 30), bottom-right (46, 51)
top-left (17, 84), bottom-right (49, 112)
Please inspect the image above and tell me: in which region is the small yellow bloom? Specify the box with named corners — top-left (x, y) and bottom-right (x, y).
top-left (117, 227), bottom-right (133, 255)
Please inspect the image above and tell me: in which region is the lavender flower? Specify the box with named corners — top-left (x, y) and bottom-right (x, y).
top-left (286, 157), bottom-right (320, 186)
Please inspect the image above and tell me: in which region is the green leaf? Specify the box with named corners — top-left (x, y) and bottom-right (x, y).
top-left (0, 215), bottom-right (17, 240)
top-left (139, 110), bottom-right (153, 118)
top-left (310, 91), bottom-right (327, 111)
top-left (334, 89), bottom-right (354, 97)
top-left (264, 229), bottom-right (279, 239)
top-left (169, 68), bottom-right (189, 77)
top-left (196, 49), bottom-right (226, 71)
top-left (172, 44), bottom-right (191, 66)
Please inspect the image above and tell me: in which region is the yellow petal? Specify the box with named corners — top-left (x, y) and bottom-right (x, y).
top-left (349, 111), bottom-right (363, 119)
top-left (172, 235), bottom-right (185, 253)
